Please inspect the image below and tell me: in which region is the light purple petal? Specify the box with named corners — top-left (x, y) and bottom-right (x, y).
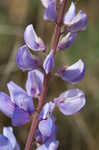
top-left (47, 140), bottom-right (59, 150)
top-left (57, 59), bottom-right (85, 84)
top-left (39, 102), bottom-right (55, 120)
top-left (16, 45), bottom-right (41, 71)
top-left (64, 2), bottom-right (76, 25)
top-left (24, 24), bottom-right (46, 51)
top-left (58, 32), bottom-right (77, 51)
top-left (3, 127), bottom-right (20, 150)
top-left (14, 142), bottom-right (20, 150)
top-left (3, 127), bottom-right (16, 149)
top-left (54, 88), bottom-right (86, 115)
top-left (36, 144), bottom-right (48, 150)
top-left (67, 10), bottom-right (88, 32)
top-left (12, 107), bottom-right (30, 126)
top-left (7, 81), bottom-right (34, 112)
top-left (7, 81), bottom-right (26, 103)
top-left (26, 70), bottom-right (44, 98)
top-left (44, 2), bottom-right (57, 22)
top-left (43, 51), bottom-right (55, 74)
top-left (39, 117), bottom-right (53, 137)
top-left (0, 134), bottom-right (13, 150)
top-left (40, 0), bottom-right (56, 8)
top-left (0, 92), bottom-right (15, 118)
top-left (14, 93), bottom-right (34, 113)
top-left (36, 140), bottom-right (59, 150)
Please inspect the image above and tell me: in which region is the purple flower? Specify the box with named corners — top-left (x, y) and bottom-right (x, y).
top-left (64, 2), bottom-right (88, 32)
top-left (0, 126), bottom-right (20, 150)
top-left (39, 102), bottom-right (55, 120)
top-left (40, 0), bottom-right (56, 8)
top-left (0, 81), bottom-right (34, 126)
top-left (35, 102), bottom-right (58, 150)
top-left (26, 69), bottom-right (44, 98)
top-left (38, 117), bottom-right (55, 138)
top-left (64, 2), bottom-right (76, 25)
top-left (57, 59), bottom-right (85, 84)
top-left (41, 0), bottom-right (57, 22)
top-left (24, 24), bottom-right (46, 51)
top-left (36, 140), bottom-right (59, 150)
top-left (58, 32), bottom-right (77, 51)
top-left (38, 102), bottom-right (55, 138)
top-left (43, 50), bottom-right (55, 74)
top-left (35, 128), bottom-right (59, 150)
top-left (43, 2), bottom-right (57, 22)
top-left (54, 88), bottom-right (86, 115)
top-left (16, 45), bottom-right (41, 71)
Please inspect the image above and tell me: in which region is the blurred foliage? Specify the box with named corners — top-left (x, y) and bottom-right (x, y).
top-left (0, 0), bottom-right (99, 150)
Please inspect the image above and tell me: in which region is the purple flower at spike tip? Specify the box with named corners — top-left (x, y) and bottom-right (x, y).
top-left (0, 81), bottom-right (34, 126)
top-left (24, 24), bottom-right (46, 51)
top-left (43, 2), bottom-right (57, 22)
top-left (64, 2), bottom-right (88, 32)
top-left (54, 88), bottom-right (86, 115)
top-left (43, 50), bottom-right (55, 74)
top-left (26, 69), bottom-right (44, 98)
top-left (0, 126), bottom-right (20, 150)
top-left (16, 45), bottom-right (41, 71)
top-left (58, 32), bottom-right (77, 51)
top-left (57, 59), bottom-right (85, 84)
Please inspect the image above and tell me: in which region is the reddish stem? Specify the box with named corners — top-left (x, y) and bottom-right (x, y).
top-left (24, 1), bottom-right (67, 150)
top-left (52, 0), bottom-right (67, 55)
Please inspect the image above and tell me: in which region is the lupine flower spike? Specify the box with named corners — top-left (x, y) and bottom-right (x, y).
top-left (0, 1), bottom-right (88, 150)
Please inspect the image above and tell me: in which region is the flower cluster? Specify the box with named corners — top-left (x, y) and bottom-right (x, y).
top-left (0, 0), bottom-right (87, 150)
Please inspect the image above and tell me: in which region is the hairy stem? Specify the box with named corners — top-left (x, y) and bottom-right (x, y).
top-left (24, 1), bottom-right (67, 150)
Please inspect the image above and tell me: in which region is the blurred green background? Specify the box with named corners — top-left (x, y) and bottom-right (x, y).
top-left (0, 0), bottom-right (98, 150)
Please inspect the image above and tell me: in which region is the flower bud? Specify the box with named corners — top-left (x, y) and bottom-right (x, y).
top-left (58, 32), bottom-right (77, 51)
top-left (43, 50), bottom-right (55, 74)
